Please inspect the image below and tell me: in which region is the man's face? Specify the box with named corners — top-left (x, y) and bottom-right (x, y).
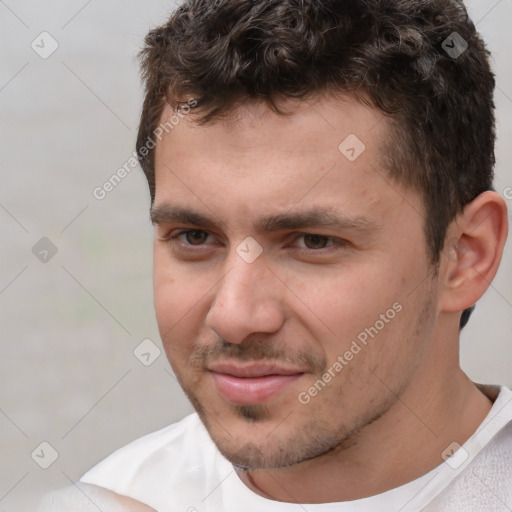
top-left (152, 96), bottom-right (439, 470)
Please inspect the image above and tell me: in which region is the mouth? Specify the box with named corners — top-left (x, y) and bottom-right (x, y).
top-left (207, 362), bottom-right (305, 405)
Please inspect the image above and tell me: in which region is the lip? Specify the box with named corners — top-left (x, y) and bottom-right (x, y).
top-left (208, 362), bottom-right (305, 405)
top-left (208, 362), bottom-right (305, 378)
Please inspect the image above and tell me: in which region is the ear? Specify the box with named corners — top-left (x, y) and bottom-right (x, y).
top-left (439, 191), bottom-right (509, 313)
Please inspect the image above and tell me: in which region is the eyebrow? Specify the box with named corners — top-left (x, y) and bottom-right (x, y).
top-left (150, 204), bottom-right (380, 235)
top-left (151, 204), bottom-right (217, 229)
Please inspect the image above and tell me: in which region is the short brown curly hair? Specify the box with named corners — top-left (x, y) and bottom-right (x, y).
top-left (136, 0), bottom-right (495, 271)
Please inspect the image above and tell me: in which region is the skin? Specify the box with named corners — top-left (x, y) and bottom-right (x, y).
top-left (151, 94), bottom-right (508, 503)
top-left (43, 484), bottom-right (156, 511)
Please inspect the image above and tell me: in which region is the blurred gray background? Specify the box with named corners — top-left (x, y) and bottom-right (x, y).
top-left (0, 0), bottom-right (511, 509)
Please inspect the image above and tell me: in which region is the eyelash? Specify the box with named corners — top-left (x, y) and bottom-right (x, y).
top-left (165, 229), bottom-right (348, 254)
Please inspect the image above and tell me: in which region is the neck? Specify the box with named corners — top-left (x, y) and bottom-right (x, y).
top-left (236, 343), bottom-right (492, 503)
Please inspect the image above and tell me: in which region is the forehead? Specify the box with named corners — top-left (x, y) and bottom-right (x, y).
top-left (153, 95), bottom-right (421, 230)
top-left (159, 94), bottom-right (386, 157)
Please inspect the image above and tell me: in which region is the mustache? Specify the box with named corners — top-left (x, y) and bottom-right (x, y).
top-left (189, 337), bottom-right (327, 374)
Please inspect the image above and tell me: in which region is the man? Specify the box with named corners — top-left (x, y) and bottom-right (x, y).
top-left (43, 0), bottom-right (511, 510)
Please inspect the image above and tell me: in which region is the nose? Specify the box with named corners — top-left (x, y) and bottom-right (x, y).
top-left (205, 255), bottom-right (286, 344)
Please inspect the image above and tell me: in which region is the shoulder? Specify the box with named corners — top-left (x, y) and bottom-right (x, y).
top-left (428, 386), bottom-right (512, 510)
top-left (79, 413), bottom-right (228, 509)
top-left (37, 483), bottom-right (156, 511)
top-left (427, 420), bottom-right (512, 511)
top-left (81, 413), bottom-right (211, 484)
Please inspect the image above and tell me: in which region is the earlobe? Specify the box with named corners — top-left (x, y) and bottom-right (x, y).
top-left (440, 191), bottom-right (509, 313)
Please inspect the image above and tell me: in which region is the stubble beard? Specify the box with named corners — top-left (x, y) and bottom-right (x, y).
top-left (172, 284), bottom-right (437, 471)
top-left (179, 362), bottom-right (399, 471)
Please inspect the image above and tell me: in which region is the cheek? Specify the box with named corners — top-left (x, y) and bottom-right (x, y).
top-left (154, 280), bottom-right (203, 333)
top-left (288, 261), bottom-right (404, 351)
top-left (153, 251), bottom-right (203, 344)
top-left (154, 282), bottom-right (207, 374)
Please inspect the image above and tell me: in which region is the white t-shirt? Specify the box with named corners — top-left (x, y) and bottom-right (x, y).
top-left (73, 384), bottom-right (512, 511)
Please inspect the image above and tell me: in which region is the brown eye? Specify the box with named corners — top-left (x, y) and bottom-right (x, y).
top-left (303, 234), bottom-right (330, 249)
top-left (185, 230), bottom-right (209, 245)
